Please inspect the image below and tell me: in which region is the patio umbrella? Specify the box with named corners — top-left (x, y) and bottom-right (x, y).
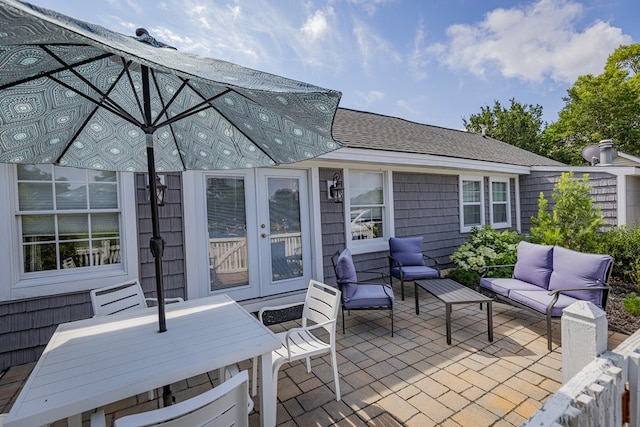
top-left (0, 0), bottom-right (342, 333)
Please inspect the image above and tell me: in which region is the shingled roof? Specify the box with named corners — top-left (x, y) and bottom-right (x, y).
top-left (331, 108), bottom-right (564, 167)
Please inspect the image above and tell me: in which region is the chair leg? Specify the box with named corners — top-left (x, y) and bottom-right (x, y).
top-left (342, 307), bottom-right (345, 334)
top-left (390, 307), bottom-right (394, 337)
top-left (306, 357), bottom-right (312, 373)
top-left (330, 348), bottom-right (341, 401)
top-left (400, 278), bottom-right (405, 300)
top-left (547, 315), bottom-right (553, 352)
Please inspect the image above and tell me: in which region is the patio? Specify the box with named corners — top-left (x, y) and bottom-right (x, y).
top-left (0, 291), bottom-right (627, 426)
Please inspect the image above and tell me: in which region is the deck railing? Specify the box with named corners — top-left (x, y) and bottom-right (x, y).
top-left (525, 302), bottom-right (640, 426)
top-left (208, 232), bottom-right (301, 273)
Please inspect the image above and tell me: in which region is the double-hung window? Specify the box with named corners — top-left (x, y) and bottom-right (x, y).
top-left (490, 177), bottom-right (511, 228)
top-left (348, 170), bottom-right (387, 251)
top-left (460, 176), bottom-right (484, 232)
top-left (17, 165), bottom-right (121, 273)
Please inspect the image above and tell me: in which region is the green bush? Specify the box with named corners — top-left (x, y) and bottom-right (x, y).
top-left (445, 268), bottom-right (480, 287)
top-left (602, 225), bottom-right (640, 284)
top-left (530, 171), bottom-right (605, 253)
top-left (450, 225), bottom-right (522, 278)
top-left (623, 292), bottom-right (640, 316)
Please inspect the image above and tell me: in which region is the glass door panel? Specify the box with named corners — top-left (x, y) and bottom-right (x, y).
top-left (206, 176), bottom-right (249, 292)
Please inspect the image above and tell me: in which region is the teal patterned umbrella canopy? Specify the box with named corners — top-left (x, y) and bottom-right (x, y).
top-left (0, 0), bottom-right (342, 172)
top-left (0, 0), bottom-right (342, 337)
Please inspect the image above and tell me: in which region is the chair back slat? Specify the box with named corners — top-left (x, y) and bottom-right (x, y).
top-left (90, 281), bottom-right (148, 317)
top-left (114, 370), bottom-right (249, 427)
top-left (303, 280), bottom-right (340, 333)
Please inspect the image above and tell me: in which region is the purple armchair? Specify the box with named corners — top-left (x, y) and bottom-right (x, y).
top-left (332, 248), bottom-right (394, 336)
top-left (388, 237), bottom-right (440, 300)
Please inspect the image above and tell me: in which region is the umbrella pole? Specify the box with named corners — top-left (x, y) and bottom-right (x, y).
top-left (145, 135), bottom-right (167, 333)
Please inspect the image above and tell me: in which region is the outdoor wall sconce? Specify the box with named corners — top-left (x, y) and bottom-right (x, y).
top-left (147, 173), bottom-right (167, 207)
top-left (328, 171), bottom-right (344, 203)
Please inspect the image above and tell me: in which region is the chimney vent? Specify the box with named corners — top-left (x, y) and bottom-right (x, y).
top-left (599, 139), bottom-right (614, 165)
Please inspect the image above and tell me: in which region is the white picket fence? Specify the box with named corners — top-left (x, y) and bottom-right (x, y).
top-left (525, 302), bottom-right (640, 426)
top-left (208, 233), bottom-right (301, 273)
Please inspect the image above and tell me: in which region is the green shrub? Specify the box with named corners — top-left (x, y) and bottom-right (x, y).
top-left (530, 171), bottom-right (605, 253)
top-left (623, 292), bottom-right (640, 316)
top-left (602, 226), bottom-right (640, 284)
top-left (445, 268), bottom-right (480, 287)
top-left (450, 225), bottom-right (522, 278)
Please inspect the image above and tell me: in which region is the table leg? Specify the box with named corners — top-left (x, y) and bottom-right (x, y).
top-left (445, 303), bottom-right (452, 345)
top-left (260, 352), bottom-right (276, 427)
top-left (415, 283), bottom-right (420, 315)
top-left (487, 301), bottom-right (494, 342)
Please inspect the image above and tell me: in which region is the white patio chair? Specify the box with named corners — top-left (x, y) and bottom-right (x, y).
top-left (90, 280), bottom-right (184, 400)
top-left (90, 280), bottom-right (183, 317)
top-left (252, 280), bottom-right (342, 401)
top-left (90, 370), bottom-right (249, 427)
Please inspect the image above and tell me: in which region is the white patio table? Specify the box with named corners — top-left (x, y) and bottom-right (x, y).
top-left (4, 294), bottom-right (280, 427)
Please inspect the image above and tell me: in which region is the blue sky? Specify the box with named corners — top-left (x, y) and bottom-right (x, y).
top-left (27, 0), bottom-right (638, 130)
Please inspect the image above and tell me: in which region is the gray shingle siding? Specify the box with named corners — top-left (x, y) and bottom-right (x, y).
top-left (520, 171), bottom-right (618, 233)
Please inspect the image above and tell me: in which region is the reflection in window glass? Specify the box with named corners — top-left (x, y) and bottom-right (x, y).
top-left (349, 171), bottom-right (384, 240)
top-left (17, 165), bottom-right (121, 272)
top-left (462, 179), bottom-right (482, 229)
top-left (206, 176), bottom-right (249, 291)
top-left (491, 180), bottom-right (509, 225)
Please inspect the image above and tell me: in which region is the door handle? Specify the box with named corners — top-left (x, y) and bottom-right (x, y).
top-left (261, 233), bottom-right (267, 238)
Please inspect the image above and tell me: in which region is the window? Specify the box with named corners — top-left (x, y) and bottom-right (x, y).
top-left (490, 178), bottom-right (511, 228)
top-left (460, 176), bottom-right (484, 232)
top-left (348, 170), bottom-right (387, 249)
top-left (17, 165), bottom-right (121, 273)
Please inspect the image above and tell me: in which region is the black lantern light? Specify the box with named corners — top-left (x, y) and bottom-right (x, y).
top-left (329, 171), bottom-right (344, 203)
top-left (148, 174), bottom-right (167, 207)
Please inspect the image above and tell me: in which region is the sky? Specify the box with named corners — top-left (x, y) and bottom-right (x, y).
top-left (25, 0), bottom-right (639, 131)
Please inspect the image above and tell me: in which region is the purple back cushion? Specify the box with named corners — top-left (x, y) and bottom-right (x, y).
top-left (336, 249), bottom-right (358, 302)
top-left (513, 241), bottom-right (554, 289)
top-left (389, 237), bottom-right (425, 267)
top-left (548, 246), bottom-right (612, 305)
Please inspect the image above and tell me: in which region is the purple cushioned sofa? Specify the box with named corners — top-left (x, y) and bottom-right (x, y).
top-left (480, 241), bottom-right (613, 351)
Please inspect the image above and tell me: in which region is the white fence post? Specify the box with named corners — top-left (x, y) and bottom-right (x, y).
top-left (561, 301), bottom-right (608, 384)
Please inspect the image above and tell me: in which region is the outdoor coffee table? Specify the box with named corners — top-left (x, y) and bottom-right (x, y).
top-left (415, 278), bottom-right (493, 345)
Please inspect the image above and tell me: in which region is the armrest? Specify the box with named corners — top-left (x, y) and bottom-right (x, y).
top-left (546, 282), bottom-right (611, 315)
top-left (388, 254), bottom-right (403, 268)
top-left (258, 301), bottom-right (305, 324)
top-left (480, 264), bottom-right (516, 278)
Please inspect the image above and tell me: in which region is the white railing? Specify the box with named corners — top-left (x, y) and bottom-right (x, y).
top-left (525, 302), bottom-right (640, 426)
top-left (208, 232), bottom-right (301, 273)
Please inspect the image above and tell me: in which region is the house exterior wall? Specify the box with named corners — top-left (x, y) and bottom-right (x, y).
top-left (0, 173), bottom-right (186, 371)
top-left (519, 170), bottom-right (618, 234)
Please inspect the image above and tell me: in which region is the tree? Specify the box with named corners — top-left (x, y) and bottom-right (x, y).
top-left (543, 43), bottom-right (640, 165)
top-left (530, 171), bottom-right (605, 253)
top-left (463, 98), bottom-right (548, 155)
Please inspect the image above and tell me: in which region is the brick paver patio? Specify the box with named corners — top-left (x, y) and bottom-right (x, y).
top-left (0, 290), bottom-right (628, 426)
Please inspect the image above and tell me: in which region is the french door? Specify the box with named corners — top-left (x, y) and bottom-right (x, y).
top-left (203, 168), bottom-right (311, 300)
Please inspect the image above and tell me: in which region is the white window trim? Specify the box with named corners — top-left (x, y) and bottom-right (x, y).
top-left (489, 177), bottom-right (511, 229)
top-left (0, 165), bottom-right (139, 301)
top-left (346, 168), bottom-right (394, 255)
top-left (459, 175), bottom-right (485, 233)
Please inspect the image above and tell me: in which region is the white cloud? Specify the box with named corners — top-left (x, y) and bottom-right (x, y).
top-left (359, 90), bottom-right (385, 103)
top-left (409, 20), bottom-right (429, 81)
top-left (347, 0), bottom-right (395, 16)
top-left (353, 19), bottom-right (401, 75)
top-left (429, 0), bottom-right (632, 83)
top-left (301, 8), bottom-right (332, 41)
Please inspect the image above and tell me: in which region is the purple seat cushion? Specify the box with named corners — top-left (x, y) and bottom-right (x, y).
top-left (390, 265), bottom-right (439, 280)
top-left (389, 237), bottom-right (425, 267)
top-left (548, 246), bottom-right (612, 306)
top-left (336, 249), bottom-right (358, 302)
top-left (508, 289), bottom-right (580, 317)
top-left (479, 277), bottom-right (542, 298)
top-left (343, 285), bottom-right (394, 309)
top-left (512, 241), bottom-right (553, 289)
